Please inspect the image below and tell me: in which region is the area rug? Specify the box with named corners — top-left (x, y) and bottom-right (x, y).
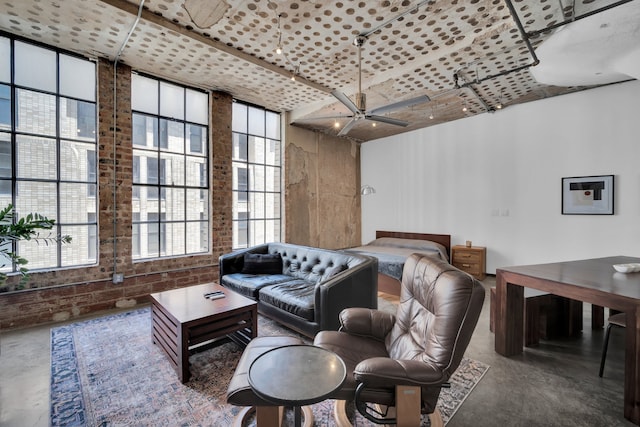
top-left (50, 307), bottom-right (489, 426)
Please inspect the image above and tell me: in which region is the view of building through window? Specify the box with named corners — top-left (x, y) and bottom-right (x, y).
top-left (0, 35), bottom-right (278, 272)
top-left (231, 102), bottom-right (281, 249)
top-left (0, 36), bottom-right (98, 272)
top-left (131, 74), bottom-right (210, 260)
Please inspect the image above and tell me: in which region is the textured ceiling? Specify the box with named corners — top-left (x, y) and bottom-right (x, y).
top-left (0, 0), bottom-right (638, 142)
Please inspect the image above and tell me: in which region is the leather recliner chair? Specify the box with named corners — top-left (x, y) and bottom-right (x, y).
top-left (314, 253), bottom-right (485, 426)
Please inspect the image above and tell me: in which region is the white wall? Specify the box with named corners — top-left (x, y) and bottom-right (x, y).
top-left (361, 80), bottom-right (640, 273)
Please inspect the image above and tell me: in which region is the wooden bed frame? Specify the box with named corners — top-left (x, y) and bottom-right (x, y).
top-left (374, 231), bottom-right (452, 296)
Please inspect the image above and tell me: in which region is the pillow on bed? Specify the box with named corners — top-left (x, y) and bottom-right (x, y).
top-left (242, 253), bottom-right (283, 274)
top-left (369, 237), bottom-right (439, 250)
top-left (368, 237), bottom-right (448, 260)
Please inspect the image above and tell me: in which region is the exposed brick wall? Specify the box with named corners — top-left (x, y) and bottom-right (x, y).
top-left (0, 59), bottom-right (233, 330)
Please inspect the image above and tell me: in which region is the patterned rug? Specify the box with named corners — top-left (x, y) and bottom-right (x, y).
top-left (50, 307), bottom-right (489, 426)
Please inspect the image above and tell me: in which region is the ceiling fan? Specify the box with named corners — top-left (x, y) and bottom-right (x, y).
top-left (329, 35), bottom-right (431, 136)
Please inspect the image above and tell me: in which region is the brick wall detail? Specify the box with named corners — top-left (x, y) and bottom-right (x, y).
top-left (0, 60), bottom-right (233, 330)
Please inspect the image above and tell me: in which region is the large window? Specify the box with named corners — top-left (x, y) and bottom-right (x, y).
top-left (131, 74), bottom-right (209, 260)
top-left (232, 102), bottom-right (281, 249)
top-left (0, 36), bottom-right (98, 273)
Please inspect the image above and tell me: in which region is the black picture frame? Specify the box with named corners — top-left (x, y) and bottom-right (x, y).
top-left (561, 175), bottom-right (614, 215)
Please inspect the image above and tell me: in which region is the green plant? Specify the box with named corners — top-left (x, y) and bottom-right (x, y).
top-left (0, 204), bottom-right (72, 288)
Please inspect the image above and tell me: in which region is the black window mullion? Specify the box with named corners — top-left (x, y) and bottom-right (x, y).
top-left (55, 51), bottom-right (62, 268)
top-left (9, 38), bottom-right (16, 272)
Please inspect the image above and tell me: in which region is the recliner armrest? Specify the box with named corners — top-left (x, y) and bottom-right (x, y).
top-left (339, 307), bottom-right (395, 341)
top-left (354, 357), bottom-right (446, 388)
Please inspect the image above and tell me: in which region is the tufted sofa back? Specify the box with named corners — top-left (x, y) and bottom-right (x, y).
top-left (267, 242), bottom-right (366, 285)
top-left (385, 253), bottom-right (485, 383)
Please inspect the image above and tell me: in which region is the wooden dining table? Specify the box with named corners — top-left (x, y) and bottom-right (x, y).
top-left (494, 256), bottom-right (640, 425)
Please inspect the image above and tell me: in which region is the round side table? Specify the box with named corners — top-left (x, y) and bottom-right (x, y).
top-left (248, 344), bottom-right (346, 427)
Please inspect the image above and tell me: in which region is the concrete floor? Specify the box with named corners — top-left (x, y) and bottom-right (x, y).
top-left (0, 276), bottom-right (635, 427)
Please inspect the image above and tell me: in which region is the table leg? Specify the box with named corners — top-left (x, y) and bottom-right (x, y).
top-left (592, 305), bottom-right (604, 329)
top-left (179, 324), bottom-right (190, 383)
top-left (624, 309), bottom-right (640, 424)
top-left (495, 271), bottom-right (524, 356)
top-left (251, 305), bottom-right (258, 339)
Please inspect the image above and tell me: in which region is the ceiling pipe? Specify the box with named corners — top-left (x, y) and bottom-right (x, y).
top-left (449, 0), bottom-right (635, 119)
top-left (527, 0), bottom-right (635, 38)
top-left (454, 0), bottom-right (635, 91)
top-left (465, 86), bottom-right (492, 113)
top-left (504, 0), bottom-right (539, 66)
top-left (453, 0), bottom-right (539, 91)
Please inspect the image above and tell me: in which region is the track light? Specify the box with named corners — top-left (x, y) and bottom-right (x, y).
top-left (275, 14), bottom-right (283, 55)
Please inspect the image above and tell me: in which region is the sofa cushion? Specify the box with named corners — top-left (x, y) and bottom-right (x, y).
top-left (259, 279), bottom-right (316, 322)
top-left (281, 254), bottom-right (348, 285)
top-left (322, 264), bottom-right (346, 281)
top-left (242, 253), bottom-right (283, 274)
top-left (221, 273), bottom-right (293, 299)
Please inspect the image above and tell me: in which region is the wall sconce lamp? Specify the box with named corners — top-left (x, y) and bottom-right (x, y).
top-left (360, 185), bottom-right (376, 196)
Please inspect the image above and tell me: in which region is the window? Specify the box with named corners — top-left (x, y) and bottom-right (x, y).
top-left (131, 74), bottom-right (209, 260)
top-left (0, 36), bottom-right (98, 273)
top-left (0, 84), bottom-right (10, 130)
top-left (232, 102), bottom-right (281, 249)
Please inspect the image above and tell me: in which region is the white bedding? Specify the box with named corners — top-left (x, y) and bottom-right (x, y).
top-left (345, 237), bottom-right (449, 281)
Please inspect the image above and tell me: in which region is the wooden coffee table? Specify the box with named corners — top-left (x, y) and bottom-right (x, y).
top-left (150, 282), bottom-right (257, 383)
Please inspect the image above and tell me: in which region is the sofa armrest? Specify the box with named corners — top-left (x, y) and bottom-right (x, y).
top-left (316, 256), bottom-right (378, 332)
top-left (338, 307), bottom-right (395, 341)
top-left (219, 244), bottom-right (270, 277)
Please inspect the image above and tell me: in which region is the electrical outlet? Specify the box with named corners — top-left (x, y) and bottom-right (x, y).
top-left (112, 273), bottom-right (124, 284)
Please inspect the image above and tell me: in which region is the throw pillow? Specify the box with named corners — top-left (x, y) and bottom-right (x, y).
top-left (242, 253), bottom-right (283, 274)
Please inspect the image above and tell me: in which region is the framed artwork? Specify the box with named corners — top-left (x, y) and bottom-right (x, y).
top-left (562, 175), bottom-right (614, 215)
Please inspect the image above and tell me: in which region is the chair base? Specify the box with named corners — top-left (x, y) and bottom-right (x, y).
top-left (333, 400), bottom-right (443, 427)
top-left (232, 405), bottom-right (314, 427)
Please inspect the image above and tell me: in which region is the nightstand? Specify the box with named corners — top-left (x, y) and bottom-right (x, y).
top-left (451, 245), bottom-right (486, 280)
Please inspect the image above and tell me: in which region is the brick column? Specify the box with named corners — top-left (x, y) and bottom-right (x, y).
top-left (210, 91), bottom-right (233, 263)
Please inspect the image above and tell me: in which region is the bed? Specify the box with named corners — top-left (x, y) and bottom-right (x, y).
top-left (346, 231), bottom-right (451, 296)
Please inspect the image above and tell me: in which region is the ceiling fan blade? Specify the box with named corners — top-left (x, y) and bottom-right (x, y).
top-left (331, 90), bottom-right (360, 115)
top-left (365, 115), bottom-right (409, 127)
top-left (337, 118), bottom-right (358, 136)
top-left (369, 94), bottom-right (431, 116)
top-left (293, 114), bottom-right (353, 122)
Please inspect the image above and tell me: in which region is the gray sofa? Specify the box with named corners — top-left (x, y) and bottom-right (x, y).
top-left (219, 243), bottom-right (378, 337)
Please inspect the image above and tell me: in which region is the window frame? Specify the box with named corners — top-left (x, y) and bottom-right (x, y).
top-left (0, 34), bottom-right (98, 274)
top-left (231, 101), bottom-right (282, 250)
top-left (131, 73), bottom-right (210, 261)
